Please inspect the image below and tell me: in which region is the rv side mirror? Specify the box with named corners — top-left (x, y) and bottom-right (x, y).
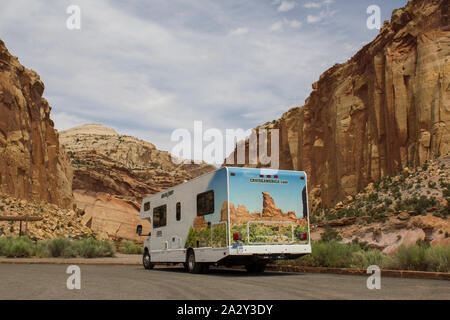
top-left (136, 225), bottom-right (143, 236)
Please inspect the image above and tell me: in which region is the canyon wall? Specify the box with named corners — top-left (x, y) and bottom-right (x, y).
top-left (60, 124), bottom-right (216, 241)
top-left (227, 0), bottom-right (449, 207)
top-left (0, 39), bottom-right (73, 209)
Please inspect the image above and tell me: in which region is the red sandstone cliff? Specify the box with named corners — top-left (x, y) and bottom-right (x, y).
top-left (0, 39), bottom-right (73, 209)
top-left (226, 0), bottom-right (450, 207)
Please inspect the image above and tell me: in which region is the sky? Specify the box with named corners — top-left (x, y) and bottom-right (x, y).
top-left (0, 0), bottom-right (407, 164)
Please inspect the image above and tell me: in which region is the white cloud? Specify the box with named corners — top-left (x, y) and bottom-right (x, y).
top-left (304, 0), bottom-right (336, 24)
top-left (304, 0), bottom-right (334, 8)
top-left (228, 27), bottom-right (249, 36)
top-left (304, 2), bottom-right (322, 9)
top-left (307, 14), bottom-right (322, 23)
top-left (270, 18), bottom-right (302, 32)
top-left (278, 1), bottom-right (296, 12)
top-left (269, 21), bottom-right (284, 31)
top-left (0, 0), bottom-right (377, 159)
top-left (286, 19), bottom-right (302, 28)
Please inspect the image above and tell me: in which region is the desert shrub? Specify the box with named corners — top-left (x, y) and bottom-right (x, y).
top-left (388, 243), bottom-right (450, 272)
top-left (320, 226), bottom-right (342, 242)
top-left (77, 238), bottom-right (115, 258)
top-left (0, 237), bottom-right (115, 258)
top-left (47, 238), bottom-right (72, 257)
top-left (296, 241), bottom-right (361, 268)
top-left (388, 244), bottom-right (429, 271)
top-left (0, 236), bottom-right (12, 256)
top-left (368, 192), bottom-right (378, 202)
top-left (351, 250), bottom-right (389, 269)
top-left (34, 240), bottom-right (51, 257)
top-left (424, 246), bottom-right (450, 273)
top-left (119, 240), bottom-right (143, 254)
top-left (276, 239), bottom-right (449, 273)
top-left (4, 237), bottom-right (34, 257)
top-left (351, 238), bottom-right (370, 251)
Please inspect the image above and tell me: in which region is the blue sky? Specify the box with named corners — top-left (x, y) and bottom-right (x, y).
top-left (0, 0), bottom-right (407, 159)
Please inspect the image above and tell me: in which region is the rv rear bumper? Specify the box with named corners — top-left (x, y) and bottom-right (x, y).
top-left (228, 244), bottom-right (311, 256)
top-left (217, 244), bottom-right (311, 266)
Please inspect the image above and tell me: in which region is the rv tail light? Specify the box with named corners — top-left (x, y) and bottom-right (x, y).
top-left (266, 175), bottom-right (271, 178)
top-left (259, 174), bottom-right (264, 178)
top-left (233, 233), bottom-right (242, 240)
top-left (230, 172), bottom-right (235, 176)
top-left (300, 176), bottom-right (305, 180)
top-left (274, 175), bottom-right (278, 178)
top-left (298, 233), bottom-right (307, 240)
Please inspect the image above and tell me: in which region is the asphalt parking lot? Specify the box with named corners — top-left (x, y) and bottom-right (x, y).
top-left (0, 264), bottom-right (448, 299)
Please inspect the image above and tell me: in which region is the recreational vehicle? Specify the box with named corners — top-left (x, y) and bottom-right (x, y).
top-left (137, 167), bottom-right (311, 273)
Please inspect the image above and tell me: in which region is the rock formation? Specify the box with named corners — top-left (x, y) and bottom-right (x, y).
top-left (0, 39), bottom-right (73, 209)
top-left (262, 192), bottom-right (283, 217)
top-left (0, 192), bottom-right (92, 240)
top-left (311, 155), bottom-right (450, 254)
top-left (226, 192), bottom-right (306, 226)
top-left (60, 124), bottom-right (216, 241)
top-left (226, 0), bottom-right (450, 207)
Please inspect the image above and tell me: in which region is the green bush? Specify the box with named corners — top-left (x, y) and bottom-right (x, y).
top-left (119, 240), bottom-right (143, 254)
top-left (425, 246), bottom-right (450, 273)
top-left (34, 240), bottom-right (51, 257)
top-left (277, 241), bottom-right (450, 273)
top-left (0, 236), bottom-right (12, 256)
top-left (0, 236), bottom-right (115, 258)
top-left (320, 226), bottom-right (342, 242)
top-left (4, 237), bottom-right (34, 257)
top-left (77, 238), bottom-right (114, 258)
top-left (292, 241), bottom-right (360, 268)
top-left (47, 238), bottom-right (71, 257)
top-left (351, 250), bottom-right (389, 269)
top-left (388, 244), bottom-right (450, 272)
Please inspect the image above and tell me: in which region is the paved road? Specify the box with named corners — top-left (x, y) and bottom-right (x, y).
top-left (0, 264), bottom-right (448, 300)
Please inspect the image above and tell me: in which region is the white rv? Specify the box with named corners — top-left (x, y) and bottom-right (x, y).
top-left (137, 167), bottom-right (311, 273)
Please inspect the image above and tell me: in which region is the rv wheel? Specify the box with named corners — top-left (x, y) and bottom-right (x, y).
top-left (245, 263), bottom-right (266, 273)
top-left (186, 250), bottom-right (203, 273)
top-left (143, 250), bottom-right (154, 270)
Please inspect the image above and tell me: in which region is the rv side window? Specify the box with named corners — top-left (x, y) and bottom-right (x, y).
top-left (197, 190), bottom-right (214, 216)
top-left (143, 201), bottom-right (150, 211)
top-left (153, 205), bottom-right (167, 228)
top-left (176, 202), bottom-right (181, 221)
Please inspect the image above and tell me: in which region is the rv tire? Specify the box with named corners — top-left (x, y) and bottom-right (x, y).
top-left (143, 250), bottom-right (154, 270)
top-left (186, 250), bottom-right (203, 273)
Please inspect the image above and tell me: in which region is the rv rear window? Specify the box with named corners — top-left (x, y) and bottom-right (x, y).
top-left (153, 205), bottom-right (167, 228)
top-left (197, 190), bottom-right (214, 216)
top-left (176, 202), bottom-right (181, 221)
top-left (143, 201), bottom-right (150, 211)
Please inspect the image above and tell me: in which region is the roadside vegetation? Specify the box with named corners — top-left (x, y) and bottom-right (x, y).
top-left (117, 240), bottom-right (143, 254)
top-left (0, 237), bottom-right (115, 258)
top-left (277, 239), bottom-right (450, 273)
